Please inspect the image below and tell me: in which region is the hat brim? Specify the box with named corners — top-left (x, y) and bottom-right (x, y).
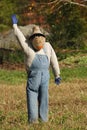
top-left (29, 33), bottom-right (45, 40)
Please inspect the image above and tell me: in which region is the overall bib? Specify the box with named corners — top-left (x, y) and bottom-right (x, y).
top-left (26, 54), bottom-right (50, 123)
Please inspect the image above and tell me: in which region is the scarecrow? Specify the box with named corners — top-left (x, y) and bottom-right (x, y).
top-left (11, 14), bottom-right (61, 123)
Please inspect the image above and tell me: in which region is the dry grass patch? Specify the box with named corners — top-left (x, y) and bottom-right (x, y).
top-left (0, 79), bottom-right (87, 130)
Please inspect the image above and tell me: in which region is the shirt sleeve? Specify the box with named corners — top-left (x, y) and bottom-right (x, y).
top-left (50, 44), bottom-right (60, 78)
top-left (13, 24), bottom-right (35, 57)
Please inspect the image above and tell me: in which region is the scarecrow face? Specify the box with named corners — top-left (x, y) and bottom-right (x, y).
top-left (32, 36), bottom-right (46, 51)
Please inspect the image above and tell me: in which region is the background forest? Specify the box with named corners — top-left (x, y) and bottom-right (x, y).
top-left (0, 0), bottom-right (87, 50)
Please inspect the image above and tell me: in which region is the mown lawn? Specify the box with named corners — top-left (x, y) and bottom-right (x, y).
top-left (0, 66), bottom-right (87, 130)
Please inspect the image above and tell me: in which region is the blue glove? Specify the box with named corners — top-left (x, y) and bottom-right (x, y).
top-left (55, 77), bottom-right (61, 85)
top-left (11, 14), bottom-right (18, 24)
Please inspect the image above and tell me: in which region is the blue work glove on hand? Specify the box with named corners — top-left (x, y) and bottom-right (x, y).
top-left (11, 14), bottom-right (18, 24)
top-left (55, 77), bottom-right (61, 85)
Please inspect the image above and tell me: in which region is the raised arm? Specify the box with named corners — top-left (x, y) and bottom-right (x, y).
top-left (11, 14), bottom-right (34, 56)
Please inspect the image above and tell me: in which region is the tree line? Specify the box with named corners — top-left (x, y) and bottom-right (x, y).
top-left (0, 0), bottom-right (87, 50)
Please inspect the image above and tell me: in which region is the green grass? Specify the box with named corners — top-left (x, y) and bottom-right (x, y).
top-left (0, 69), bottom-right (27, 85)
top-left (61, 66), bottom-right (87, 81)
top-left (50, 65), bottom-right (87, 84)
top-left (0, 66), bottom-right (87, 85)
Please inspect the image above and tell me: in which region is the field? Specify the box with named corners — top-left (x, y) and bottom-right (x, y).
top-left (0, 54), bottom-right (87, 130)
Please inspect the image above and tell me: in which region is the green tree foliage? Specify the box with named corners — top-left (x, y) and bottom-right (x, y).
top-left (0, 0), bottom-right (29, 31)
top-left (47, 4), bottom-right (87, 49)
top-left (0, 0), bottom-right (16, 31)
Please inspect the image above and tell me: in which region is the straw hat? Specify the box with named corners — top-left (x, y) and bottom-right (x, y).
top-left (29, 26), bottom-right (45, 40)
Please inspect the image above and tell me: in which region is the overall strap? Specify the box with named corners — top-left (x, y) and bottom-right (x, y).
top-left (43, 46), bottom-right (49, 61)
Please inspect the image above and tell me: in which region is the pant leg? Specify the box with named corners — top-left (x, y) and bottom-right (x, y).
top-left (26, 86), bottom-right (38, 123)
top-left (26, 71), bottom-right (41, 123)
top-left (38, 72), bottom-right (49, 122)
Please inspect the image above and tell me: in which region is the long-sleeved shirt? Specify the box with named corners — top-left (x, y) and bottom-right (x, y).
top-left (13, 24), bottom-right (60, 78)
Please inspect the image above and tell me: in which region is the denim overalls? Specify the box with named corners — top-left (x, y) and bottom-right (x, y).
top-left (26, 53), bottom-right (50, 123)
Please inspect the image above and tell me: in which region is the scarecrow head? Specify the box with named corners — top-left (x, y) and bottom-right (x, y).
top-left (29, 26), bottom-right (46, 51)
